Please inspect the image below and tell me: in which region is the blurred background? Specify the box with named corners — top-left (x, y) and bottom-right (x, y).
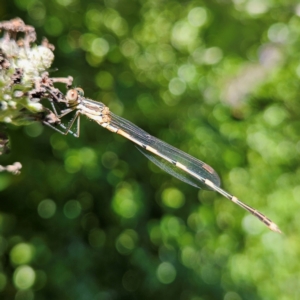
top-left (0, 0), bottom-right (299, 299)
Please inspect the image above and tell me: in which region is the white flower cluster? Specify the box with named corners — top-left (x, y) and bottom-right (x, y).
top-left (0, 18), bottom-right (55, 125)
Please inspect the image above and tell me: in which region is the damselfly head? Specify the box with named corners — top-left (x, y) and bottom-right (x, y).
top-left (66, 88), bottom-right (84, 104)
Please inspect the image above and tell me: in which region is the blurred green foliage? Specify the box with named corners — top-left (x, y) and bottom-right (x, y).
top-left (1, 0), bottom-right (300, 299)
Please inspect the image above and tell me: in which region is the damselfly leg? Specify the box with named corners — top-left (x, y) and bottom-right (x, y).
top-left (42, 87), bottom-right (82, 137)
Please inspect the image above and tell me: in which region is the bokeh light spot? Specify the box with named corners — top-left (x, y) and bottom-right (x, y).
top-left (188, 7), bottom-right (207, 27)
top-left (172, 21), bottom-right (198, 49)
top-left (10, 243), bottom-right (35, 265)
top-left (44, 17), bottom-right (64, 36)
top-left (38, 199), bottom-right (56, 219)
top-left (112, 183), bottom-right (141, 218)
top-left (102, 151), bottom-right (118, 169)
top-left (63, 200), bottom-right (81, 219)
top-left (228, 168), bottom-right (249, 186)
top-left (246, 0), bottom-right (269, 15)
top-left (242, 214), bottom-right (263, 235)
top-left (50, 134), bottom-right (68, 151)
top-left (169, 78), bottom-right (186, 95)
top-left (65, 153), bottom-right (82, 173)
top-left (203, 47), bottom-right (223, 65)
top-left (115, 230), bottom-right (138, 255)
top-left (156, 262), bottom-right (176, 284)
top-left (91, 38), bottom-right (109, 57)
top-left (28, 2), bottom-right (46, 21)
top-left (121, 39), bottom-right (139, 57)
top-left (79, 33), bottom-right (98, 51)
top-left (181, 246), bottom-right (197, 268)
top-left (13, 265), bottom-right (36, 290)
top-left (178, 64), bottom-right (197, 82)
top-left (96, 71), bottom-right (114, 90)
top-left (268, 23), bottom-right (289, 43)
top-left (162, 216), bottom-right (185, 237)
top-left (263, 105), bottom-right (287, 126)
top-left (15, 289), bottom-right (34, 300)
top-left (161, 188), bottom-right (185, 208)
top-left (56, 0), bottom-right (74, 6)
top-left (79, 147), bottom-right (97, 167)
top-left (224, 291), bottom-right (242, 300)
top-left (110, 17), bottom-right (128, 36)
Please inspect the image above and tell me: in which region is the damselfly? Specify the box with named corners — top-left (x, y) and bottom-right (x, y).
top-left (44, 87), bottom-right (281, 233)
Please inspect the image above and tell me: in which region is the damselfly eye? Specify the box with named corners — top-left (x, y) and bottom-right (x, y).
top-left (75, 88), bottom-right (84, 97)
top-left (66, 89), bottom-right (78, 102)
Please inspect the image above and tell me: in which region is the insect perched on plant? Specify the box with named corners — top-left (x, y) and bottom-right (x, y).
top-left (43, 87), bottom-right (281, 233)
